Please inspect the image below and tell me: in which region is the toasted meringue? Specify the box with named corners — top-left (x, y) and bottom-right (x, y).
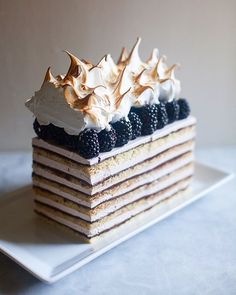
top-left (25, 38), bottom-right (182, 134)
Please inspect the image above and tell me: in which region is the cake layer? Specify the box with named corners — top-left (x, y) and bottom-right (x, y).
top-left (36, 186), bottom-right (191, 243)
top-left (33, 116), bottom-right (196, 166)
top-left (33, 124), bottom-right (196, 186)
top-left (34, 163), bottom-right (193, 222)
top-left (33, 151), bottom-right (194, 208)
top-left (33, 140), bottom-right (194, 196)
top-left (35, 177), bottom-right (192, 239)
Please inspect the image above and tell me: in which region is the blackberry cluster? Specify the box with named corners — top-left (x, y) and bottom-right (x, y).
top-left (64, 134), bottom-right (79, 150)
top-left (132, 105), bottom-right (158, 135)
top-left (33, 119), bottom-right (78, 149)
top-left (33, 97), bottom-right (191, 159)
top-left (50, 125), bottom-right (68, 145)
top-left (77, 129), bottom-right (99, 159)
top-left (111, 119), bottom-right (132, 147)
top-left (98, 126), bottom-right (117, 152)
top-left (165, 99), bottom-right (180, 123)
top-left (128, 112), bottom-right (142, 140)
top-left (156, 103), bottom-right (168, 129)
top-left (33, 119), bottom-right (52, 140)
top-left (178, 98), bottom-right (190, 120)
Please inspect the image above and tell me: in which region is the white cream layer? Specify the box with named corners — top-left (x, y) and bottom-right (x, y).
top-left (33, 139), bottom-right (194, 194)
top-left (33, 125), bottom-right (195, 185)
top-left (34, 164), bottom-right (193, 222)
top-left (35, 178), bottom-right (190, 237)
top-left (33, 153), bottom-right (194, 208)
top-left (32, 116), bottom-right (196, 166)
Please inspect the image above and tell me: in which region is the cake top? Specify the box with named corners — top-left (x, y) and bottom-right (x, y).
top-left (25, 38), bottom-right (181, 135)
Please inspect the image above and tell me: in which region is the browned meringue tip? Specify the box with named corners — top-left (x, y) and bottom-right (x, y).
top-left (81, 58), bottom-right (93, 66)
top-left (134, 85), bottom-right (154, 97)
top-left (115, 87), bottom-right (131, 108)
top-left (117, 47), bottom-right (129, 64)
top-left (63, 50), bottom-right (82, 79)
top-left (126, 37), bottom-right (142, 63)
top-left (150, 62), bottom-right (160, 80)
top-left (41, 67), bottom-right (57, 88)
top-left (165, 63), bottom-right (180, 78)
top-left (112, 66), bottom-right (128, 96)
top-left (96, 54), bottom-right (108, 67)
top-left (159, 78), bottom-right (170, 84)
top-left (135, 69), bottom-right (146, 83)
top-left (146, 48), bottom-right (159, 64)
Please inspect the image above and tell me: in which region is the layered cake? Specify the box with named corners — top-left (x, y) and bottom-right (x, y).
top-left (25, 38), bottom-right (196, 242)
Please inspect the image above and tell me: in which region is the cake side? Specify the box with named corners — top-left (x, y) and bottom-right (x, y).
top-left (32, 118), bottom-right (196, 186)
top-left (34, 164), bottom-right (194, 222)
top-left (32, 151), bottom-right (194, 208)
top-left (35, 186), bottom-right (191, 243)
top-left (35, 179), bottom-right (192, 241)
top-left (32, 116), bottom-right (195, 166)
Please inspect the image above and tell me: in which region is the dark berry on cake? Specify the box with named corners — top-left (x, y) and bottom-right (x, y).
top-left (156, 103), bottom-right (168, 129)
top-left (98, 126), bottom-right (117, 152)
top-left (50, 125), bottom-right (68, 145)
top-left (178, 98), bottom-right (191, 120)
top-left (33, 118), bottom-right (72, 146)
top-left (33, 118), bottom-right (43, 138)
top-left (165, 99), bottom-right (180, 123)
top-left (64, 134), bottom-right (79, 150)
top-left (77, 129), bottom-right (99, 159)
top-left (128, 112), bottom-right (142, 140)
top-left (111, 119), bottom-right (132, 147)
top-left (33, 119), bottom-right (56, 141)
top-left (132, 105), bottom-right (158, 135)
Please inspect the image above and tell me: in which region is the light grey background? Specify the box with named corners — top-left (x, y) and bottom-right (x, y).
top-left (0, 0), bottom-right (236, 150)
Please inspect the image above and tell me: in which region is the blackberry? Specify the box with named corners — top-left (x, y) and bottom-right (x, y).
top-left (156, 103), bottom-right (168, 129)
top-left (33, 118), bottom-right (74, 146)
top-left (33, 119), bottom-right (56, 141)
top-left (98, 127), bottom-right (117, 152)
top-left (50, 125), bottom-right (68, 145)
top-left (178, 98), bottom-right (191, 120)
top-left (78, 129), bottom-right (99, 159)
top-left (33, 119), bottom-right (41, 137)
top-left (111, 119), bottom-right (132, 147)
top-left (128, 112), bottom-right (142, 140)
top-left (64, 134), bottom-right (79, 150)
top-left (165, 99), bottom-right (180, 123)
top-left (42, 125), bottom-right (79, 150)
top-left (132, 105), bottom-right (158, 135)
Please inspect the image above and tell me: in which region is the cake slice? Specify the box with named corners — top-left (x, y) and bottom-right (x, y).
top-left (25, 38), bottom-right (195, 242)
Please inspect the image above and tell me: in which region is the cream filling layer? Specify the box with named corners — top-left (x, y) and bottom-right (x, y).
top-left (35, 178), bottom-right (191, 237)
top-left (33, 153), bottom-right (194, 208)
top-left (33, 140), bottom-right (194, 195)
top-left (34, 164), bottom-right (193, 222)
top-left (33, 127), bottom-right (195, 185)
top-left (32, 116), bottom-right (196, 166)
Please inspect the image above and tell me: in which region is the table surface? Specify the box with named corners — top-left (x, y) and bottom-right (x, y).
top-left (0, 147), bottom-right (235, 295)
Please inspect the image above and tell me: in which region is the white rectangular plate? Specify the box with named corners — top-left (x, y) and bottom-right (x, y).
top-left (0, 162), bottom-right (233, 283)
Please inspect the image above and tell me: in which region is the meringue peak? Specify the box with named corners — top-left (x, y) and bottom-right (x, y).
top-left (147, 48), bottom-right (159, 67)
top-left (165, 64), bottom-right (180, 78)
top-left (64, 50), bottom-right (89, 82)
top-left (127, 37), bottom-right (142, 62)
top-left (118, 47), bottom-right (129, 64)
top-left (42, 67), bottom-right (57, 87)
top-left (26, 38), bottom-right (182, 135)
